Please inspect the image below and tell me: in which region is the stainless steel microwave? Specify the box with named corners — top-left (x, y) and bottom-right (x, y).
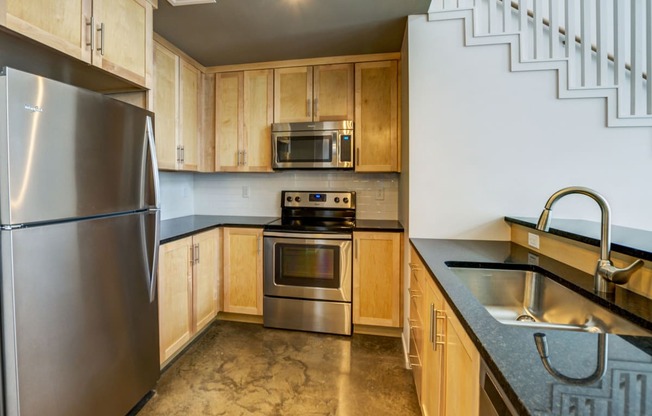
top-left (271, 121), bottom-right (354, 169)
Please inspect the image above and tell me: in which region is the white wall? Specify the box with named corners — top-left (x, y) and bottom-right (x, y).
top-left (159, 172), bottom-right (194, 220)
top-left (160, 171), bottom-right (399, 220)
top-left (193, 171), bottom-right (399, 219)
top-left (408, 15), bottom-right (652, 239)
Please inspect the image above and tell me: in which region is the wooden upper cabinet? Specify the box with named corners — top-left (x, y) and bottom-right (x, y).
top-left (313, 64), bottom-right (354, 121)
top-left (153, 38), bottom-right (203, 172)
top-left (153, 42), bottom-right (179, 170)
top-left (274, 66), bottom-right (313, 123)
top-left (274, 64), bottom-right (354, 123)
top-left (353, 231), bottom-right (402, 327)
top-left (91, 0), bottom-right (151, 87)
top-left (215, 70), bottom-right (273, 172)
top-left (4, 0), bottom-right (152, 88)
top-left (355, 61), bottom-right (399, 172)
top-left (4, 0), bottom-right (91, 62)
top-left (179, 60), bottom-right (200, 171)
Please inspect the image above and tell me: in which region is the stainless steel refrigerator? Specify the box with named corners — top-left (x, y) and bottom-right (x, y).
top-left (0, 67), bottom-right (160, 416)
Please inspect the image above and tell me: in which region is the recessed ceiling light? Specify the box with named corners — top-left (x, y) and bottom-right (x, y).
top-left (167, 0), bottom-right (216, 6)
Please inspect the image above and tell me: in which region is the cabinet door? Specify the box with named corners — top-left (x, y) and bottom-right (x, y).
top-left (355, 61), bottom-right (399, 172)
top-left (223, 227), bottom-right (263, 315)
top-left (444, 304), bottom-right (480, 416)
top-left (422, 279), bottom-right (446, 416)
top-left (274, 66), bottom-right (313, 123)
top-left (243, 69), bottom-right (273, 171)
top-left (91, 0), bottom-right (151, 87)
top-left (4, 0), bottom-right (91, 62)
top-left (353, 232), bottom-right (402, 327)
top-left (215, 72), bottom-right (243, 171)
top-left (193, 229), bottom-right (220, 333)
top-left (314, 63), bottom-right (354, 121)
top-left (179, 60), bottom-right (200, 171)
top-left (153, 42), bottom-right (179, 171)
top-left (158, 237), bottom-right (193, 365)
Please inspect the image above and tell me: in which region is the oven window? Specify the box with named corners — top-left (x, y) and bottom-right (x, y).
top-left (277, 135), bottom-right (332, 163)
top-left (274, 243), bottom-right (340, 289)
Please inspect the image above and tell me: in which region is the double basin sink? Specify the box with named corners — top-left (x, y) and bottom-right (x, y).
top-left (446, 265), bottom-right (651, 337)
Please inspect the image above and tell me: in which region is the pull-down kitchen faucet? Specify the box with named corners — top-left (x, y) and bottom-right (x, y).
top-left (536, 186), bottom-right (644, 294)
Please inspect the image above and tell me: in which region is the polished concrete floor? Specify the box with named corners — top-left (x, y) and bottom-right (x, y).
top-left (138, 320), bottom-right (421, 416)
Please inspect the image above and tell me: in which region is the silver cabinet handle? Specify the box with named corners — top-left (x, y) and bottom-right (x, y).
top-left (243, 150), bottom-right (247, 166)
top-left (197, 244), bottom-right (200, 264)
top-left (86, 17), bottom-right (95, 51)
top-left (96, 22), bottom-right (105, 56)
top-left (180, 145), bottom-right (185, 164)
top-left (314, 97), bottom-right (319, 118)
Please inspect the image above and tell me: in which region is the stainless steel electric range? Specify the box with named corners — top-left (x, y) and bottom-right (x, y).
top-left (263, 191), bottom-right (356, 335)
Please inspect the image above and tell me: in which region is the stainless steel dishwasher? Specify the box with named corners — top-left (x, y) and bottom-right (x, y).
top-left (479, 361), bottom-right (518, 416)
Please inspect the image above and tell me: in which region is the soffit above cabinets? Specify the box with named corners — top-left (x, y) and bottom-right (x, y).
top-left (153, 0), bottom-right (431, 67)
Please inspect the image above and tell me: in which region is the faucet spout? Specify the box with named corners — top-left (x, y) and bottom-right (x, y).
top-left (535, 186), bottom-right (644, 294)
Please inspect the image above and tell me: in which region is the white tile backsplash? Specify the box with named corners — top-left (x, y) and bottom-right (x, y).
top-left (192, 171), bottom-right (399, 219)
top-left (159, 172), bottom-right (194, 220)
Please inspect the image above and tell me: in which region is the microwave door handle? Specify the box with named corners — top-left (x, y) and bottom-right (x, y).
top-left (333, 132), bottom-right (339, 164)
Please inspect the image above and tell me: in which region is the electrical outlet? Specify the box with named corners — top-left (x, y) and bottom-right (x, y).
top-left (375, 188), bottom-right (385, 200)
top-left (242, 186), bottom-right (249, 199)
top-left (527, 232), bottom-right (540, 249)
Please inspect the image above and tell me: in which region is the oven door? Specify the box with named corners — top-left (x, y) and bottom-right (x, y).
top-left (263, 232), bottom-right (352, 302)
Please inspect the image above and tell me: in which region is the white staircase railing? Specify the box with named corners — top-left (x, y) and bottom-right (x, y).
top-left (428, 0), bottom-right (652, 127)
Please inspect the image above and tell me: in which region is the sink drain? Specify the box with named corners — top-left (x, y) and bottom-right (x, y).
top-left (516, 314), bottom-right (536, 323)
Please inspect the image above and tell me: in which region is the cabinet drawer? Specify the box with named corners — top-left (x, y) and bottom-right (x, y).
top-left (409, 271), bottom-right (423, 317)
top-left (409, 327), bottom-right (422, 403)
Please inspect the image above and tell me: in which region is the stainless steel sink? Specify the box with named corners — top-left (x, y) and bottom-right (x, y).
top-left (447, 267), bottom-right (652, 336)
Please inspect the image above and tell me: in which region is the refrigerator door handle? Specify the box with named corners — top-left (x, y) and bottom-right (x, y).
top-left (148, 209), bottom-right (160, 303)
top-left (146, 115), bottom-right (161, 210)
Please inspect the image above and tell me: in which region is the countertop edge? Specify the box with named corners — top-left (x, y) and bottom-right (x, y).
top-left (505, 216), bottom-right (652, 261)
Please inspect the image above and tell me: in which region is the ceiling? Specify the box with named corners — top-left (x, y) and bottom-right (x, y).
top-left (153, 0), bottom-right (431, 67)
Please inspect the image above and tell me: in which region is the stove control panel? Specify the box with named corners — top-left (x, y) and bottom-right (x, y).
top-left (281, 191), bottom-right (355, 209)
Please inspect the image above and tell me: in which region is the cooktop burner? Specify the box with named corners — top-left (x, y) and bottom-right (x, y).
top-left (265, 191), bottom-right (356, 233)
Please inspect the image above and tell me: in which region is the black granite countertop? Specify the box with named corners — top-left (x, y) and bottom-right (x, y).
top-left (160, 215), bottom-right (278, 243)
top-left (410, 238), bottom-right (652, 416)
top-left (506, 216), bottom-right (652, 262)
top-left (161, 216), bottom-right (403, 243)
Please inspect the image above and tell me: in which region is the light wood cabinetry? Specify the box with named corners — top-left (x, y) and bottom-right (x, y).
top-left (222, 227), bottom-right (263, 315)
top-left (273, 64), bottom-right (354, 123)
top-left (158, 229), bottom-right (220, 365)
top-left (411, 245), bottom-right (480, 416)
top-left (3, 0), bottom-right (152, 88)
top-left (215, 70), bottom-right (273, 172)
top-left (354, 61), bottom-right (399, 172)
top-left (153, 39), bottom-right (202, 171)
top-left (352, 231), bottom-right (402, 327)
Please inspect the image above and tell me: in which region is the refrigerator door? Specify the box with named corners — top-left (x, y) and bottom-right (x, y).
top-left (0, 67), bottom-right (154, 226)
top-left (1, 212), bottom-right (159, 416)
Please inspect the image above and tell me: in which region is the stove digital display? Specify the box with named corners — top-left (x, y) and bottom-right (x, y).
top-left (309, 193), bottom-right (327, 202)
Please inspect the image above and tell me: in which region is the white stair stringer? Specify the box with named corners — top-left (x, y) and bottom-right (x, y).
top-left (427, 6), bottom-right (652, 128)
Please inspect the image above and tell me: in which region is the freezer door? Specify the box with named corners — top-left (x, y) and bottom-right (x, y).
top-left (1, 212), bottom-right (159, 416)
top-left (0, 67), bottom-right (155, 226)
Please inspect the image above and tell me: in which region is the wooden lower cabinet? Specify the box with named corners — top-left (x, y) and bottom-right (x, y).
top-left (353, 231), bottom-right (402, 327)
top-left (158, 229), bottom-right (220, 365)
top-left (222, 227), bottom-right (263, 315)
top-left (411, 245), bottom-right (480, 416)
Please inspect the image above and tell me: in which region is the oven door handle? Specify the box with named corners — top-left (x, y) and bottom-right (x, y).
top-left (263, 231), bottom-right (352, 240)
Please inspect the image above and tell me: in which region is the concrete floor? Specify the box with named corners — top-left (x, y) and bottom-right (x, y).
top-left (138, 320), bottom-right (421, 416)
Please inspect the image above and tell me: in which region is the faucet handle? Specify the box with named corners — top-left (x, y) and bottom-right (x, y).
top-left (599, 259), bottom-right (645, 285)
